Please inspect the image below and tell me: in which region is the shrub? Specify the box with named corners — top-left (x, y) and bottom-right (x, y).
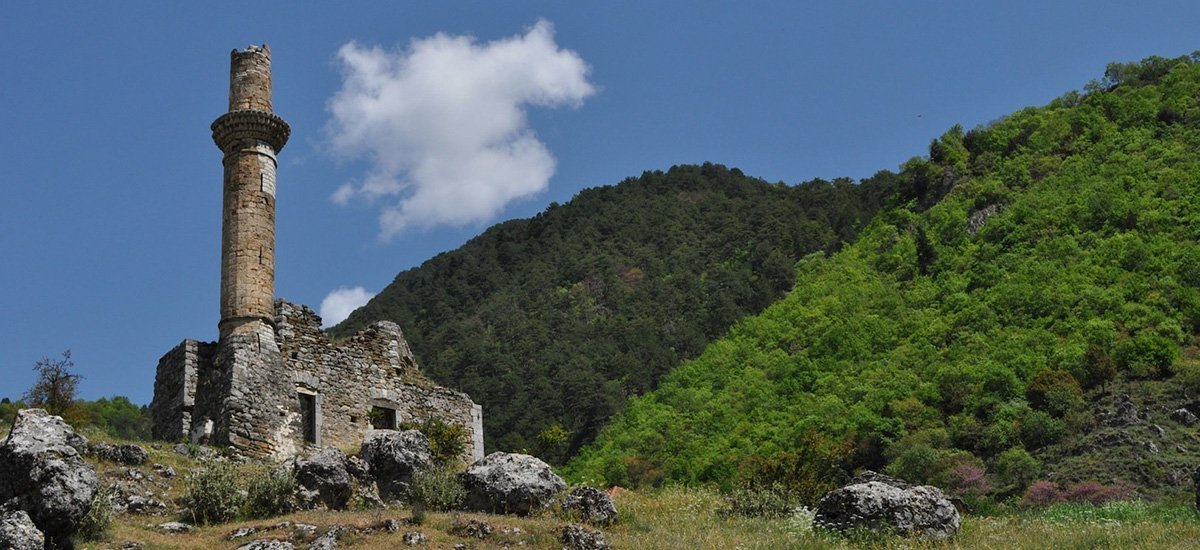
top-left (1019, 410), bottom-right (1066, 450)
top-left (732, 432), bottom-right (853, 506)
top-left (1114, 333), bottom-right (1178, 379)
top-left (400, 418), bottom-right (468, 466)
top-left (1174, 359), bottom-right (1200, 396)
top-left (945, 464), bottom-right (990, 496)
top-left (1023, 480), bottom-right (1063, 507)
top-left (884, 443), bottom-right (941, 485)
top-left (409, 466), bottom-right (466, 512)
top-left (1025, 370), bottom-right (1084, 416)
top-left (993, 447), bottom-right (1040, 492)
top-left (243, 467), bottom-right (295, 519)
top-left (1082, 344), bottom-right (1117, 389)
top-left (624, 455), bottom-right (666, 488)
top-left (77, 484), bottom-right (114, 541)
top-left (1062, 480), bottom-right (1137, 505)
top-left (719, 481), bottom-right (797, 518)
top-left (182, 462), bottom-right (245, 525)
top-left (534, 423), bottom-right (570, 466)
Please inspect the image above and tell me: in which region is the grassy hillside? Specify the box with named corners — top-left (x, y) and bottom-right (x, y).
top-left (331, 164), bottom-right (893, 457)
top-left (567, 54), bottom-right (1200, 503)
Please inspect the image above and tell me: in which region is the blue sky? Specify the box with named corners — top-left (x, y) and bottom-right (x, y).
top-left (3, 2), bottom-right (1200, 404)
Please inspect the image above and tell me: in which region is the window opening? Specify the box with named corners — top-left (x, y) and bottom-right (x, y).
top-left (369, 406), bottom-right (397, 430)
top-left (298, 393), bottom-right (317, 443)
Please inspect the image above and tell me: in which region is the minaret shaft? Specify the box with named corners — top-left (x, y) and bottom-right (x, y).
top-left (212, 45), bottom-right (290, 340)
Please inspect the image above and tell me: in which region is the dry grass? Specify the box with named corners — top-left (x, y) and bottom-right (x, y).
top-left (80, 493), bottom-right (1200, 549)
top-left (71, 446), bottom-right (1200, 549)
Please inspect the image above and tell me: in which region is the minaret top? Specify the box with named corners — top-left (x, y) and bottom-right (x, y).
top-left (212, 43), bottom-right (289, 153)
top-left (229, 44), bottom-right (273, 112)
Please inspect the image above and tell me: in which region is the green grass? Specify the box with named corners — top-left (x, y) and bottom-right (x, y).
top-left (1024, 501), bottom-right (1198, 524)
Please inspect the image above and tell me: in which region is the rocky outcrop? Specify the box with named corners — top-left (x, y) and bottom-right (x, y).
top-left (0, 509), bottom-right (44, 550)
top-left (289, 448), bottom-right (354, 510)
top-left (359, 430), bottom-right (432, 500)
top-left (815, 471), bottom-right (960, 539)
top-left (308, 525), bottom-right (346, 550)
top-left (236, 540), bottom-right (294, 550)
top-left (1171, 407), bottom-right (1198, 426)
top-left (86, 441), bottom-right (149, 465)
top-left (561, 523), bottom-right (611, 550)
top-left (1105, 394), bottom-right (1142, 427)
top-left (562, 486), bottom-right (618, 525)
top-left (0, 409), bottom-right (98, 547)
top-left (460, 452), bottom-right (565, 516)
top-left (449, 517), bottom-right (493, 539)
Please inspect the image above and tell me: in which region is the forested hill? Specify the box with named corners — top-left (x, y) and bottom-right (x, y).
top-left (331, 164), bottom-right (893, 458)
top-left (567, 55), bottom-right (1200, 502)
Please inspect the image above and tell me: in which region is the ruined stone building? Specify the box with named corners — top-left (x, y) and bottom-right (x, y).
top-left (149, 45), bottom-right (483, 461)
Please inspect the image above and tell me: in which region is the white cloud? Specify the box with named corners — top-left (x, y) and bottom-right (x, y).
top-left (327, 19), bottom-right (595, 239)
top-left (319, 286), bottom-right (376, 328)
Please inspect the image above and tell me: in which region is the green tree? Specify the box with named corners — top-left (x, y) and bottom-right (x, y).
top-left (1025, 370), bottom-right (1084, 417)
top-left (993, 447), bottom-right (1040, 492)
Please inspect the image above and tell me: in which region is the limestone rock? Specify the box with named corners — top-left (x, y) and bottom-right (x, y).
top-left (86, 441), bottom-right (150, 465)
top-left (307, 525), bottom-right (345, 550)
top-left (560, 523), bottom-right (611, 550)
top-left (1109, 394), bottom-right (1140, 426)
top-left (236, 540), bottom-right (294, 550)
top-left (562, 486), bottom-right (618, 525)
top-left (0, 408), bottom-right (98, 547)
top-left (460, 452), bottom-right (565, 516)
top-left (815, 471), bottom-right (960, 539)
top-left (290, 448), bottom-right (353, 510)
top-left (155, 521), bottom-right (193, 534)
top-left (0, 509), bottom-right (44, 550)
top-left (848, 470), bottom-right (913, 488)
top-left (403, 530), bottom-right (426, 545)
top-left (1171, 408), bottom-right (1198, 426)
top-left (360, 430), bottom-right (432, 500)
top-left (449, 517), bottom-right (493, 539)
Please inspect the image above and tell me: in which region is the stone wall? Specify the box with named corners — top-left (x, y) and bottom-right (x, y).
top-left (150, 300), bottom-right (484, 463)
top-left (149, 339), bottom-right (214, 441)
top-left (275, 300), bottom-right (484, 463)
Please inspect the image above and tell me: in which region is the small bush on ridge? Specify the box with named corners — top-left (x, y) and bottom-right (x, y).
top-left (181, 461), bottom-right (245, 525)
top-left (1023, 480), bottom-right (1063, 507)
top-left (243, 467), bottom-right (296, 519)
top-left (409, 466), bottom-right (466, 512)
top-left (945, 463), bottom-right (990, 496)
top-left (1062, 480), bottom-right (1136, 504)
top-left (719, 481), bottom-right (798, 518)
top-left (400, 417), bottom-right (468, 466)
top-left (77, 484), bottom-right (114, 541)
top-left (1023, 479), bottom-right (1138, 507)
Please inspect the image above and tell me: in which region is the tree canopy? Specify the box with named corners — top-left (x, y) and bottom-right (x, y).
top-left (566, 53), bottom-right (1200, 498)
top-left (332, 163), bottom-right (892, 457)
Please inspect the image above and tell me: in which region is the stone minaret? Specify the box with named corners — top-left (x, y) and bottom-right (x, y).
top-left (210, 45), bottom-right (290, 341)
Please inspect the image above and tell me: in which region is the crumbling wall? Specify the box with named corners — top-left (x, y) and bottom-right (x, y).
top-left (275, 300), bottom-right (484, 462)
top-left (149, 339), bottom-right (215, 441)
top-left (150, 300), bottom-right (483, 462)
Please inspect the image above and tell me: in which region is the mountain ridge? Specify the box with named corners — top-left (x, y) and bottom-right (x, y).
top-left (331, 163), bottom-right (894, 457)
top-left (565, 53), bottom-right (1200, 503)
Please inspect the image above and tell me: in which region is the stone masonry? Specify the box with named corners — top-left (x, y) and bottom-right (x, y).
top-left (149, 45), bottom-right (483, 462)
